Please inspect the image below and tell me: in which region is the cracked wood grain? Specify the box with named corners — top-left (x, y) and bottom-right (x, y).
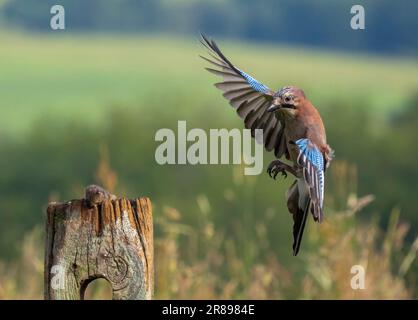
top-left (44, 197), bottom-right (153, 300)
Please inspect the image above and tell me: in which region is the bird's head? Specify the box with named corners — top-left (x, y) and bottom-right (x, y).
top-left (267, 86), bottom-right (306, 113)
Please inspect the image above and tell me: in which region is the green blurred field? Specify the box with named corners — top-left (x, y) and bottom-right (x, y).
top-left (1, 32), bottom-right (418, 135)
top-left (1, 32), bottom-right (418, 299)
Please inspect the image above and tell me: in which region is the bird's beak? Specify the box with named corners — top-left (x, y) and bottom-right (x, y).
top-left (267, 98), bottom-right (282, 112)
top-left (267, 104), bottom-right (279, 112)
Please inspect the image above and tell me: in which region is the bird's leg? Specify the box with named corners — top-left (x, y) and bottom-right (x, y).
top-left (267, 160), bottom-right (300, 180)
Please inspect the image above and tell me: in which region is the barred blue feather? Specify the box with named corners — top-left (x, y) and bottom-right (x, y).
top-left (238, 69), bottom-right (271, 94)
top-left (295, 138), bottom-right (325, 220)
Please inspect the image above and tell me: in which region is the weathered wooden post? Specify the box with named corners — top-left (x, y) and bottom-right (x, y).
top-left (44, 192), bottom-right (153, 300)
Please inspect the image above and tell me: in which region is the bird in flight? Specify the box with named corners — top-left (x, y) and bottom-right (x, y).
top-left (200, 34), bottom-right (334, 255)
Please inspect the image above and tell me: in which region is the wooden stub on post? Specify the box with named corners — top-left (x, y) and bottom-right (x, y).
top-left (44, 197), bottom-right (153, 300)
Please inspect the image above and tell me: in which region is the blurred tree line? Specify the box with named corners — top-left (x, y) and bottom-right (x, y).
top-left (1, 0), bottom-right (418, 56)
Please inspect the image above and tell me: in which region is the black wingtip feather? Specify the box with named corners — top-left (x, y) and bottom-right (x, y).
top-left (199, 33), bottom-right (240, 74)
top-left (199, 54), bottom-right (229, 70)
top-left (200, 33), bottom-right (212, 51)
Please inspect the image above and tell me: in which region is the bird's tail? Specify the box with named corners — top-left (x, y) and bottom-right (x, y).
top-left (286, 179), bottom-right (311, 256)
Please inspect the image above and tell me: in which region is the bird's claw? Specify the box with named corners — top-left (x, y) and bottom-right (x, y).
top-left (274, 169), bottom-right (287, 180)
top-left (267, 161), bottom-right (288, 180)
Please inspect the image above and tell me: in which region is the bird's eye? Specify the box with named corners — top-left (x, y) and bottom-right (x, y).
top-left (284, 96), bottom-right (292, 103)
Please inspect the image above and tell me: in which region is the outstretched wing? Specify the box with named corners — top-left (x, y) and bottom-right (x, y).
top-left (200, 34), bottom-right (287, 158)
top-left (294, 139), bottom-right (325, 222)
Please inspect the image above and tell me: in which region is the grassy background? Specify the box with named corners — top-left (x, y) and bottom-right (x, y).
top-left (0, 32), bottom-right (418, 299)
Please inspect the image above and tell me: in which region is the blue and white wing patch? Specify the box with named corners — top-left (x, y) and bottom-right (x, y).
top-left (237, 69), bottom-right (271, 95)
top-left (295, 138), bottom-right (325, 222)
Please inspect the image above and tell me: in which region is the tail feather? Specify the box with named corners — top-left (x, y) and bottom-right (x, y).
top-left (286, 179), bottom-right (311, 256)
top-left (292, 198), bottom-right (311, 256)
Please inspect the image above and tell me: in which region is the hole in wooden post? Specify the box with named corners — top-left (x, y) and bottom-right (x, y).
top-left (81, 278), bottom-right (113, 300)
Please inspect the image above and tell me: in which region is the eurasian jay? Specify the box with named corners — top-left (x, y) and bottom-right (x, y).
top-left (200, 34), bottom-right (334, 255)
